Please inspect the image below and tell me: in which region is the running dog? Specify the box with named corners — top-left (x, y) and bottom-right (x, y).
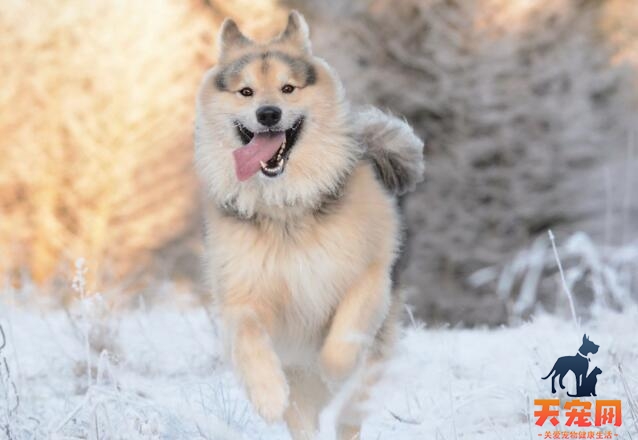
top-left (194, 11), bottom-right (424, 439)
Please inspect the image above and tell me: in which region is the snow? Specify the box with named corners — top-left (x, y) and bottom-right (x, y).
top-left (0, 293), bottom-right (636, 439)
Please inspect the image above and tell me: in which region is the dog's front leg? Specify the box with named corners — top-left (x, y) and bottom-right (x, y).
top-left (225, 306), bottom-right (289, 423)
top-left (320, 262), bottom-right (391, 382)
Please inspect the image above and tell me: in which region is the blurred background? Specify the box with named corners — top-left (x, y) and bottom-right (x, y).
top-left (1, 0), bottom-right (637, 325)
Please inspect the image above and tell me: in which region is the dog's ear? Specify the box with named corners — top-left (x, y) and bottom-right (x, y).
top-left (217, 18), bottom-right (252, 61)
top-left (583, 334), bottom-right (588, 342)
top-left (275, 11), bottom-right (311, 54)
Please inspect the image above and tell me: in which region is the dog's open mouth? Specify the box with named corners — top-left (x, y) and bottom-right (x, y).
top-left (233, 117), bottom-right (304, 181)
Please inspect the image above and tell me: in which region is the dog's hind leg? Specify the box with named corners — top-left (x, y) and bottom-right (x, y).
top-left (284, 368), bottom-right (330, 440)
top-left (338, 425), bottom-right (361, 440)
top-left (335, 374), bottom-right (368, 440)
top-left (335, 355), bottom-right (388, 440)
top-left (551, 372), bottom-right (559, 394)
top-left (337, 290), bottom-right (403, 440)
top-left (559, 373), bottom-right (566, 390)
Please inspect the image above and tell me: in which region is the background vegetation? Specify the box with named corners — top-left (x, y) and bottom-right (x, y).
top-left (1, 0), bottom-right (636, 324)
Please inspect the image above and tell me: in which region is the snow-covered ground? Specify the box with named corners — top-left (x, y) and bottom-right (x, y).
top-left (0, 292), bottom-right (636, 440)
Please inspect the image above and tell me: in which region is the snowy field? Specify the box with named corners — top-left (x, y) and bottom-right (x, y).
top-left (0, 289), bottom-right (636, 440)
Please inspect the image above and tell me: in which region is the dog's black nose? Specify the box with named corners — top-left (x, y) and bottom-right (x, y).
top-left (256, 106), bottom-right (282, 127)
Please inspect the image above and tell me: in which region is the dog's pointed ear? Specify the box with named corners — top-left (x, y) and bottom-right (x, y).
top-left (583, 334), bottom-right (588, 342)
top-left (218, 18), bottom-right (251, 60)
top-left (276, 11), bottom-right (311, 53)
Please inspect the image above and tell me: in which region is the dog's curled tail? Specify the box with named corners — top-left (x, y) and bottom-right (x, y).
top-left (541, 369), bottom-right (554, 380)
top-left (355, 107), bottom-right (425, 196)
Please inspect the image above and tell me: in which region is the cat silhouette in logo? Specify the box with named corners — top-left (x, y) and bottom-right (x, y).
top-left (568, 366), bottom-right (602, 397)
top-left (541, 334), bottom-right (599, 394)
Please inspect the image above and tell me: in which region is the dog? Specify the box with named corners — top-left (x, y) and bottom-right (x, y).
top-left (568, 366), bottom-right (602, 397)
top-left (541, 334), bottom-right (600, 395)
top-left (194, 10), bottom-right (424, 440)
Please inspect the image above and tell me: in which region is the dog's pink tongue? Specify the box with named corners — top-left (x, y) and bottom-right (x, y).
top-left (233, 132), bottom-right (286, 181)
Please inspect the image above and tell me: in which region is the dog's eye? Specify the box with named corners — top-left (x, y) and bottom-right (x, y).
top-left (239, 87), bottom-right (254, 97)
top-left (281, 84), bottom-right (295, 94)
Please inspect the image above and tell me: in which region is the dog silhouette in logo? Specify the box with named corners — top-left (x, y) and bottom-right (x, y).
top-left (568, 366), bottom-right (602, 397)
top-left (541, 334), bottom-right (600, 394)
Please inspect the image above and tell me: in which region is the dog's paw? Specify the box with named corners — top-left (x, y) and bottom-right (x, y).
top-left (319, 340), bottom-right (359, 383)
top-left (247, 369), bottom-right (290, 423)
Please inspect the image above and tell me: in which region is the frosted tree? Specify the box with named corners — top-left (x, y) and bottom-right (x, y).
top-left (297, 0), bottom-right (638, 323)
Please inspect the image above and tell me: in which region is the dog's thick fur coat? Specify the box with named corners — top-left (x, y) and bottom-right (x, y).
top-left (194, 11), bottom-right (424, 440)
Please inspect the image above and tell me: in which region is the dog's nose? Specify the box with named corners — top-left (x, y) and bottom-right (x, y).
top-left (256, 106), bottom-right (282, 127)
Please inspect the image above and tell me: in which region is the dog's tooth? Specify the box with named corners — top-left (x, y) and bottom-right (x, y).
top-left (260, 161), bottom-right (267, 168)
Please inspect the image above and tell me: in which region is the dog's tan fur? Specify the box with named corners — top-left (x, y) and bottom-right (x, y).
top-left (195, 11), bottom-right (424, 440)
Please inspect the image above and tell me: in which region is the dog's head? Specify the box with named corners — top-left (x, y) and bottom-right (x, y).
top-left (581, 334), bottom-right (600, 355)
top-left (195, 11), bottom-right (359, 218)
